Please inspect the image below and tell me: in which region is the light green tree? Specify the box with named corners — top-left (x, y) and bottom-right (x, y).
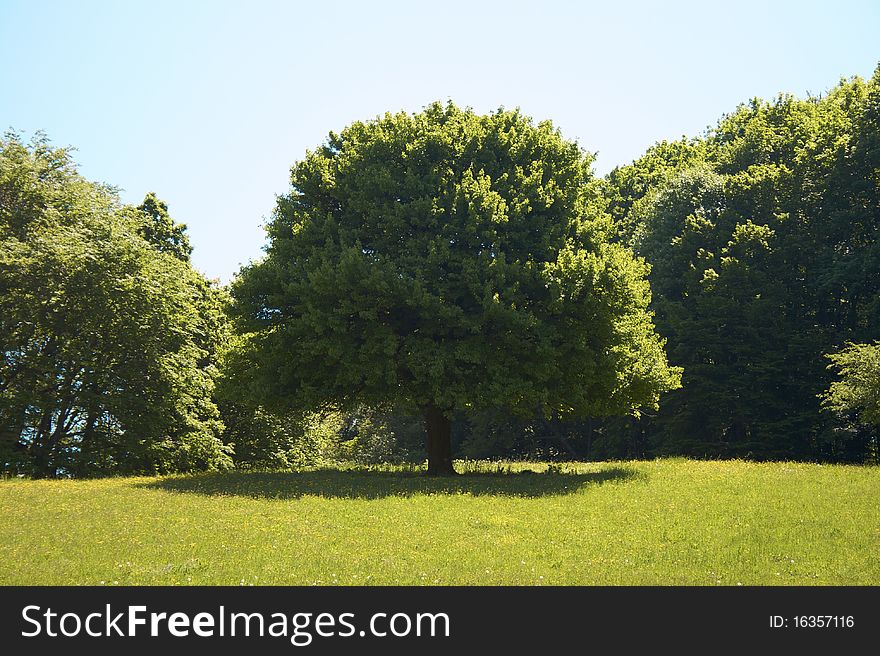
top-left (0, 132), bottom-right (231, 476)
top-left (823, 342), bottom-right (880, 425)
top-left (134, 191), bottom-right (193, 262)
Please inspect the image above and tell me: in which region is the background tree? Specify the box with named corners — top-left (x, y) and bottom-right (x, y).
top-left (230, 102), bottom-right (681, 474)
top-left (0, 132), bottom-right (231, 476)
top-left (603, 65), bottom-right (880, 462)
top-left (133, 192), bottom-right (193, 262)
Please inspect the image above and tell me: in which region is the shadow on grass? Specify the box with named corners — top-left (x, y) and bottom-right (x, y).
top-left (140, 466), bottom-right (642, 500)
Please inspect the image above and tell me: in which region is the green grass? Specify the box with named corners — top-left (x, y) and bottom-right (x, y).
top-left (1, 459), bottom-right (877, 585)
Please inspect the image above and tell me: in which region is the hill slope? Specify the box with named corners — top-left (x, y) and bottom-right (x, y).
top-left (1, 459), bottom-right (877, 585)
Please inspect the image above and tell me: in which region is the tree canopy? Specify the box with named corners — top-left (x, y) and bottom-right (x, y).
top-left (0, 133), bottom-right (231, 476)
top-left (133, 191), bottom-right (193, 262)
top-left (823, 342), bottom-right (880, 427)
top-left (229, 102), bottom-right (681, 473)
top-left (603, 66), bottom-right (880, 461)
top-left (5, 63), bottom-right (878, 476)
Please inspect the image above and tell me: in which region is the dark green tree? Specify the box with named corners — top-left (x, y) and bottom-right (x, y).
top-left (229, 102), bottom-right (681, 474)
top-left (606, 66), bottom-right (880, 462)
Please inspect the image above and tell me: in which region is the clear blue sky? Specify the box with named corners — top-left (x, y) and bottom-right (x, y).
top-left (2, 0), bottom-right (878, 282)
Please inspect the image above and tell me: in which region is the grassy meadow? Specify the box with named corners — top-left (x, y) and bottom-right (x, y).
top-left (1, 459), bottom-right (877, 586)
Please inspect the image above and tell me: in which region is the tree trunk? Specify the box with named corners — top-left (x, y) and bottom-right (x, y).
top-left (30, 408), bottom-right (55, 478)
top-left (425, 405), bottom-right (455, 476)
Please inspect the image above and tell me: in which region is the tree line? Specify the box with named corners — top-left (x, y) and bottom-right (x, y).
top-left (603, 65), bottom-right (880, 462)
top-left (2, 65), bottom-right (878, 477)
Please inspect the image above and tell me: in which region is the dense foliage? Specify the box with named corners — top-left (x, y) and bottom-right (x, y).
top-left (4, 64), bottom-right (878, 475)
top-left (229, 102), bottom-right (681, 473)
top-left (600, 66), bottom-right (880, 462)
top-left (823, 342), bottom-right (880, 427)
top-left (0, 133), bottom-right (231, 476)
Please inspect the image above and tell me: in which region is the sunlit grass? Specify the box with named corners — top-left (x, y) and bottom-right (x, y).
top-left (1, 459), bottom-right (877, 585)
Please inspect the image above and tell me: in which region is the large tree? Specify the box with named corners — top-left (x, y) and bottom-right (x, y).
top-left (0, 132), bottom-right (231, 476)
top-left (230, 103), bottom-right (680, 474)
top-left (605, 66), bottom-right (880, 462)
